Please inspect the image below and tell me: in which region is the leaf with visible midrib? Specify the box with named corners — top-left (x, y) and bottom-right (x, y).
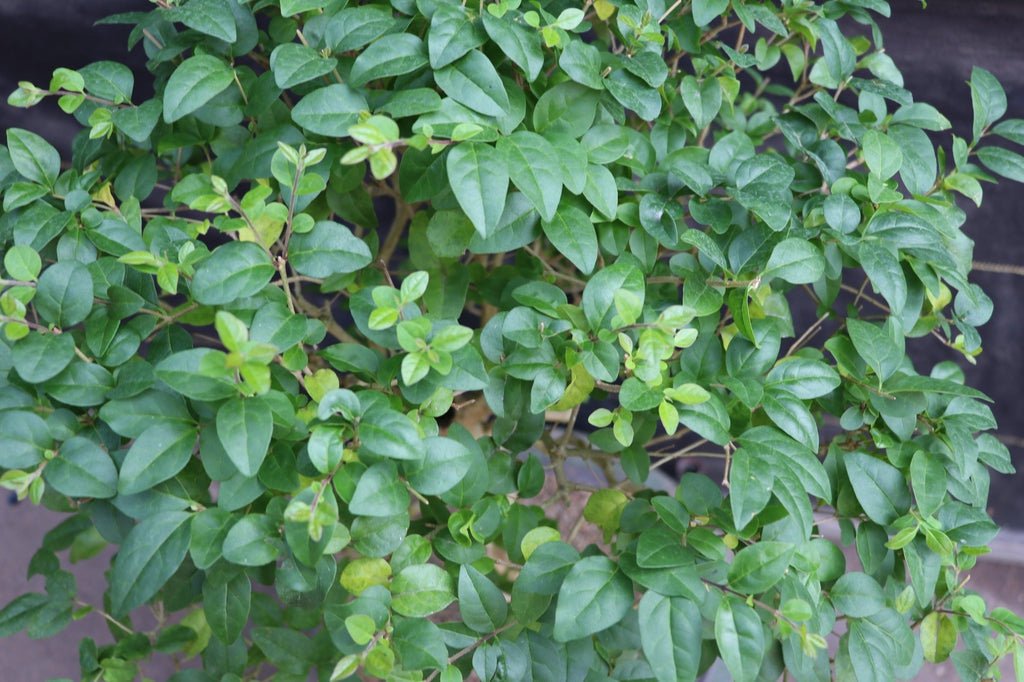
top-left (203, 566), bottom-right (251, 643)
top-left (553, 556), bottom-right (633, 642)
top-left (498, 131), bottom-right (563, 222)
top-left (118, 422), bottom-right (198, 495)
top-left (542, 204), bottom-right (598, 275)
top-left (163, 55), bottom-right (235, 123)
top-left (714, 598), bottom-right (765, 682)
top-left (446, 142), bottom-right (508, 238)
top-left (110, 511), bottom-right (192, 615)
top-left (638, 591), bottom-right (702, 682)
top-left (216, 396), bottom-right (273, 478)
top-left (44, 437), bottom-right (118, 499)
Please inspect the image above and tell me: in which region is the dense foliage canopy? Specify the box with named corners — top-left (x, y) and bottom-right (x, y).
top-left (2, 0), bottom-right (1024, 680)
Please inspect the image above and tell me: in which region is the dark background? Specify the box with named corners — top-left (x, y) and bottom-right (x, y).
top-left (1, 0), bottom-right (1022, 522)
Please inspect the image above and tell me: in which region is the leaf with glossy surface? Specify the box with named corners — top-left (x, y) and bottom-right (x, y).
top-left (498, 131), bottom-right (563, 221)
top-left (638, 592), bottom-right (702, 682)
top-left (459, 565), bottom-right (508, 633)
top-left (118, 422), bottom-right (198, 495)
top-left (216, 397), bottom-right (273, 478)
top-left (45, 437), bottom-right (118, 499)
top-left (350, 462), bottom-right (408, 517)
top-left (288, 220), bottom-right (371, 278)
top-left (391, 564), bottom-right (456, 617)
top-left (553, 556), bottom-right (633, 642)
top-left (109, 511), bottom-right (192, 615)
top-left (191, 241), bottom-right (275, 306)
top-left (542, 203), bottom-right (598, 275)
top-left (12, 332), bottom-right (75, 383)
top-left (446, 142), bottom-right (508, 238)
top-left (728, 542), bottom-right (794, 594)
top-left (349, 34), bottom-right (428, 87)
top-left (291, 84), bottom-right (368, 137)
top-left (163, 55), bottom-right (234, 123)
top-left (844, 451), bottom-right (911, 525)
top-left (715, 598), bottom-right (765, 682)
top-left (203, 565), bottom-right (251, 643)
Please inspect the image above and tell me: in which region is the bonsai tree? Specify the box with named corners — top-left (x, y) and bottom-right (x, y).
top-left (2, 0), bottom-right (1024, 679)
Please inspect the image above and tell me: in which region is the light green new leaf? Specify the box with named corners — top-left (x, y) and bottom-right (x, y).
top-left (216, 396), bottom-right (274, 477)
top-left (459, 565), bottom-right (508, 633)
top-left (542, 203), bottom-right (598, 275)
top-left (498, 131), bottom-right (563, 221)
top-left (109, 511), bottom-right (192, 615)
top-left (446, 142), bottom-right (509, 237)
top-left (118, 422), bottom-right (198, 495)
top-left (639, 592), bottom-right (702, 682)
top-left (163, 55), bottom-right (235, 123)
top-left (553, 556), bottom-right (633, 642)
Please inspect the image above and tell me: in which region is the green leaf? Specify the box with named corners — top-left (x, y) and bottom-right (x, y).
top-left (349, 34), bottom-right (428, 87)
top-left (12, 332), bottom-right (75, 383)
top-left (173, 0), bottom-right (237, 42)
top-left (435, 50), bottom-right (509, 117)
top-left (553, 556), bottom-right (633, 642)
top-left (728, 542), bottom-right (794, 594)
top-left (764, 238), bottom-right (825, 284)
top-left (118, 422), bottom-right (198, 495)
top-left (638, 592), bottom-right (702, 682)
top-left (761, 389), bottom-right (819, 457)
top-left (35, 262), bottom-right (93, 328)
top-left (280, 0), bottom-right (326, 16)
top-left (715, 598), bottom-right (765, 682)
top-left (163, 55), bottom-right (234, 123)
top-left (692, 0), bottom-right (729, 26)
top-left (391, 564), bottom-right (456, 617)
top-left (910, 450), bottom-right (947, 518)
top-left (677, 393), bottom-right (731, 446)
top-left (858, 240), bottom-right (907, 316)
top-left (109, 511), bottom-right (192, 615)
top-left (405, 436), bottom-right (472, 495)
top-left (767, 358), bottom-right (841, 399)
top-left (216, 397), bottom-right (273, 478)
top-left (978, 146), bottom-right (1024, 182)
top-left (679, 76), bottom-right (722, 129)
top-left (7, 128), bottom-right (60, 187)
top-left (350, 462), bottom-right (408, 517)
top-left (203, 566), bottom-right (251, 643)
top-left (251, 627), bottom-right (314, 674)
top-left (44, 436), bottom-right (118, 499)
top-left (428, 4), bottom-right (485, 69)
top-left (458, 565), bottom-right (508, 633)
top-left (970, 66), bottom-right (1007, 140)
top-left (497, 131), bottom-right (563, 222)
top-left (921, 612), bottom-right (957, 663)
top-left (817, 18), bottom-right (856, 84)
top-left (446, 142), bottom-right (509, 237)
top-left (111, 99), bottom-right (161, 143)
top-left (542, 203), bottom-right (598, 275)
top-left (846, 318), bottom-right (904, 383)
top-left (292, 84), bottom-right (368, 137)
top-left (0, 412), bottom-right (52, 468)
top-left (560, 40), bottom-right (604, 90)
top-left (831, 572), bottom-right (885, 618)
top-left (481, 11), bottom-right (544, 82)
top-left (359, 409), bottom-right (423, 461)
top-left (393, 618), bottom-right (448, 670)
top-left (191, 241), bottom-right (275, 306)
top-left (222, 514), bottom-right (280, 566)
top-left (583, 164), bottom-right (618, 219)
top-left (862, 129), bottom-right (903, 180)
top-left (270, 43), bottom-right (338, 89)
top-left (890, 124), bottom-right (937, 196)
top-left (844, 451), bottom-right (911, 525)
top-left (288, 220), bottom-right (372, 278)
